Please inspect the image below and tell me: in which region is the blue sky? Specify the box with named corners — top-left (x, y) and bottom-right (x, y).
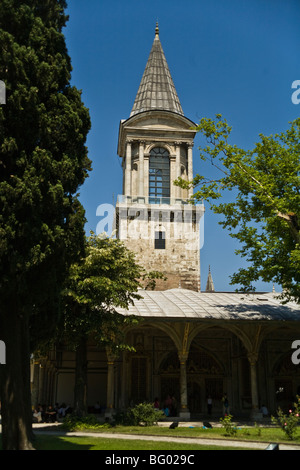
top-left (64, 0), bottom-right (300, 292)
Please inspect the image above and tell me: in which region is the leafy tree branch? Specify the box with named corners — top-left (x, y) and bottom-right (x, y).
top-left (176, 115), bottom-right (300, 303)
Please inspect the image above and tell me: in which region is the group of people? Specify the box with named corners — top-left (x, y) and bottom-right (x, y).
top-left (32, 403), bottom-right (72, 423)
top-left (204, 393), bottom-right (229, 416)
top-left (154, 394), bottom-right (177, 417)
top-left (153, 392), bottom-right (234, 418)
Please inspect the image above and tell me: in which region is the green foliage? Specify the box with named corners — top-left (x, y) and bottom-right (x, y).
top-left (0, 0), bottom-right (91, 341)
top-left (177, 115), bottom-right (300, 303)
top-left (114, 403), bottom-right (165, 427)
top-left (0, 0), bottom-right (91, 449)
top-left (61, 232), bottom-right (143, 350)
top-left (60, 233), bottom-right (166, 418)
top-left (142, 270), bottom-right (167, 290)
top-left (219, 414), bottom-right (237, 436)
top-left (62, 413), bottom-right (111, 432)
top-left (254, 422), bottom-right (262, 437)
top-left (61, 233), bottom-right (143, 417)
top-left (271, 396), bottom-right (300, 440)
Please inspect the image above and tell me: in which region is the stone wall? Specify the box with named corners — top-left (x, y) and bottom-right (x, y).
top-left (117, 202), bottom-right (202, 292)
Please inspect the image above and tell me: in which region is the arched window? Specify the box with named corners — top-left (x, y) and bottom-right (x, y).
top-left (149, 147), bottom-right (170, 200)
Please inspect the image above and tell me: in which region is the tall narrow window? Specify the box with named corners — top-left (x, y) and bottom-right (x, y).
top-left (149, 147), bottom-right (170, 201)
top-left (155, 231), bottom-right (165, 249)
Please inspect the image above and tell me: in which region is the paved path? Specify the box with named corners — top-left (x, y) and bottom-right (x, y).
top-left (31, 423), bottom-right (300, 451)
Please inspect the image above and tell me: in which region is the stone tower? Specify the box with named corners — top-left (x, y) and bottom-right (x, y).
top-left (116, 24), bottom-right (204, 291)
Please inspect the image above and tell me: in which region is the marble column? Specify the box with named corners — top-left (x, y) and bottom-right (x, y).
top-left (248, 352), bottom-right (262, 420)
top-left (169, 154), bottom-right (176, 200)
top-left (187, 143), bottom-right (194, 198)
top-left (175, 142), bottom-right (181, 199)
top-left (139, 141), bottom-right (145, 197)
top-left (38, 363), bottom-right (45, 405)
top-left (178, 352), bottom-right (190, 419)
top-left (31, 361), bottom-right (40, 406)
top-left (106, 360), bottom-right (115, 416)
top-left (144, 153), bottom-right (149, 200)
top-left (106, 349), bottom-right (119, 418)
top-left (125, 140), bottom-right (132, 197)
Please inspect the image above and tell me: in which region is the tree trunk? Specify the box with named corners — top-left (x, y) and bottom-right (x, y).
top-left (74, 336), bottom-right (88, 417)
top-left (0, 301), bottom-right (34, 450)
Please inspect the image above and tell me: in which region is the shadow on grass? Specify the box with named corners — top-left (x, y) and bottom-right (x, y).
top-left (1, 433), bottom-right (256, 451)
top-left (32, 435), bottom-right (256, 451)
top-left (34, 435), bottom-right (94, 450)
top-left (0, 434), bottom-right (94, 451)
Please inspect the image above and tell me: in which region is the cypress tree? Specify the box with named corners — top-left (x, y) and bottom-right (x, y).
top-left (0, 0), bottom-right (91, 449)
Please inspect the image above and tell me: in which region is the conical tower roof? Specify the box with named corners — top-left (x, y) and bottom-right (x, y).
top-left (130, 23), bottom-right (184, 117)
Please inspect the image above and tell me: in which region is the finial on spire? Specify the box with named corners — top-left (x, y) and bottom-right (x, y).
top-left (155, 21), bottom-right (159, 37)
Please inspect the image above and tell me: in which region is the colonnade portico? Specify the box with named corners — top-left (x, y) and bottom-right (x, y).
top-left (34, 291), bottom-right (300, 420)
top-left (107, 321), bottom-right (252, 420)
top-left (101, 295), bottom-right (300, 420)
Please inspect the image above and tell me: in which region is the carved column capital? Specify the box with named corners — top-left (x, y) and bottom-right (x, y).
top-left (106, 347), bottom-right (119, 363)
top-left (247, 352), bottom-right (259, 366)
top-left (178, 352), bottom-right (189, 364)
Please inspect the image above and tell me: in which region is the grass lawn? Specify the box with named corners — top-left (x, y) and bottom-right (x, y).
top-left (2, 422), bottom-right (300, 450)
top-left (60, 422), bottom-right (300, 445)
top-left (31, 434), bottom-right (256, 450)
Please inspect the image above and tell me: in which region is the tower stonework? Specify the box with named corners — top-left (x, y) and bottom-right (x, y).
top-left (116, 25), bottom-right (204, 291)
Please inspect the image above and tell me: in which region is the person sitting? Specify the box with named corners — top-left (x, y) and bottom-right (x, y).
top-left (153, 397), bottom-right (160, 409)
top-left (45, 405), bottom-right (57, 423)
top-left (37, 404), bottom-right (46, 422)
top-left (58, 403), bottom-right (70, 418)
top-left (33, 407), bottom-right (42, 423)
top-left (260, 404), bottom-right (269, 417)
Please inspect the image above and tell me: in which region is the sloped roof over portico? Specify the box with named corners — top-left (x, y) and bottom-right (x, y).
top-left (118, 288), bottom-right (300, 322)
